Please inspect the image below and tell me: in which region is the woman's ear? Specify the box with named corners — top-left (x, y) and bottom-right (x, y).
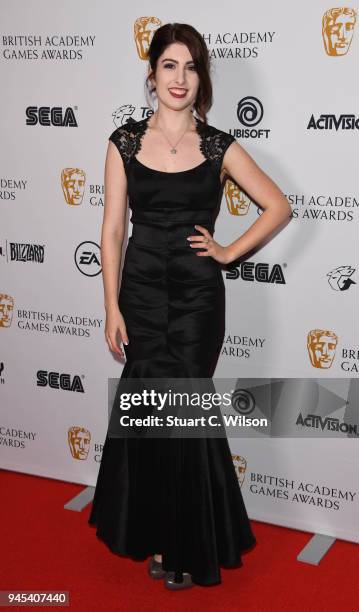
top-left (147, 64), bottom-right (155, 88)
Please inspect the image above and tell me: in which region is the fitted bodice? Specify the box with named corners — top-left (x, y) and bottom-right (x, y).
top-left (108, 115), bottom-right (236, 229)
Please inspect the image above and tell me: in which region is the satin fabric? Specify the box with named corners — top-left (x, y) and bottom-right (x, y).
top-left (88, 148), bottom-right (257, 586)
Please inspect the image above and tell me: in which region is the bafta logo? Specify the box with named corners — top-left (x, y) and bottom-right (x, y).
top-left (307, 329), bottom-right (338, 369)
top-left (224, 179), bottom-right (251, 216)
top-left (0, 293), bottom-right (14, 328)
top-left (134, 16), bottom-right (162, 59)
top-left (61, 168), bottom-right (86, 206)
top-left (322, 7), bottom-right (357, 56)
top-left (68, 426), bottom-right (91, 460)
top-left (232, 454), bottom-right (247, 487)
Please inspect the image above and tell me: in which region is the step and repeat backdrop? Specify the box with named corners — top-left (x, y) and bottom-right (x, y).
top-left (1, 1), bottom-right (358, 544)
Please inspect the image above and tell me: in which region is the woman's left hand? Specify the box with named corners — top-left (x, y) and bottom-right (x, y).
top-left (187, 224), bottom-right (232, 265)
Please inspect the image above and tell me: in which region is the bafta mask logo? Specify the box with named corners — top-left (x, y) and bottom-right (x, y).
top-left (0, 293), bottom-right (14, 328)
top-left (134, 16), bottom-right (162, 59)
top-left (232, 454), bottom-right (247, 487)
top-left (307, 329), bottom-right (338, 369)
top-left (224, 179), bottom-right (251, 216)
top-left (61, 168), bottom-right (86, 206)
top-left (322, 7), bottom-right (357, 56)
top-left (327, 265), bottom-right (356, 291)
top-left (112, 104), bottom-right (136, 128)
top-left (68, 426), bottom-right (91, 460)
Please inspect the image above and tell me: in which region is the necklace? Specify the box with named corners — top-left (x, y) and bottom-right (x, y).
top-left (153, 113), bottom-right (194, 154)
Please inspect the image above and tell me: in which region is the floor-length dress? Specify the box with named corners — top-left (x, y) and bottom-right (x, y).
top-left (88, 114), bottom-right (256, 586)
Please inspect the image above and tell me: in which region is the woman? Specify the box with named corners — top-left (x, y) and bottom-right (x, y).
top-left (88, 23), bottom-right (291, 590)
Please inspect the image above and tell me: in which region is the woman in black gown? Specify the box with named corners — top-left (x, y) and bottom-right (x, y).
top-left (88, 23), bottom-right (291, 589)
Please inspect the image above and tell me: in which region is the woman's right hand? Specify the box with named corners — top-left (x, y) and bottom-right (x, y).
top-left (104, 305), bottom-right (129, 357)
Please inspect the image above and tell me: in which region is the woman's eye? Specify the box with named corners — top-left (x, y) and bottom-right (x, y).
top-left (163, 63), bottom-right (197, 71)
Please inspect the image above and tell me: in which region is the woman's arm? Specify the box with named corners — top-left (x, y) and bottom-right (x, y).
top-left (221, 140), bottom-right (292, 263)
top-left (101, 141), bottom-right (129, 356)
top-left (101, 141), bottom-right (128, 312)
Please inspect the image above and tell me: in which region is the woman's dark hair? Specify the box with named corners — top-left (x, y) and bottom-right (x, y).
top-left (145, 23), bottom-right (212, 123)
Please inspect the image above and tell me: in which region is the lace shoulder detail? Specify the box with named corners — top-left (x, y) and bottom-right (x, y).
top-left (195, 117), bottom-right (236, 171)
top-left (108, 118), bottom-right (148, 167)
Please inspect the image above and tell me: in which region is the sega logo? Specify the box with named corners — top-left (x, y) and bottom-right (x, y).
top-left (26, 106), bottom-right (78, 127)
top-left (37, 370), bottom-right (84, 392)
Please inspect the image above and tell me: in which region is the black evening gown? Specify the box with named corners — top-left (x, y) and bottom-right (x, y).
top-left (88, 115), bottom-right (256, 586)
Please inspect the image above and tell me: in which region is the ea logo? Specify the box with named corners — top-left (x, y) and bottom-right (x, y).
top-left (74, 241), bottom-right (101, 276)
top-left (237, 97), bottom-right (263, 127)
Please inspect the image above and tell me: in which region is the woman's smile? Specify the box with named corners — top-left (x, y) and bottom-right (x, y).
top-left (168, 87), bottom-right (188, 98)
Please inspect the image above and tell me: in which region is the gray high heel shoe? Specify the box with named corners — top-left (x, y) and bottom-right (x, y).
top-left (147, 556), bottom-right (166, 579)
top-left (165, 570), bottom-right (194, 590)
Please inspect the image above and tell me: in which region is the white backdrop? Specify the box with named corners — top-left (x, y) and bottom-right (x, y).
top-left (1, 0), bottom-right (358, 544)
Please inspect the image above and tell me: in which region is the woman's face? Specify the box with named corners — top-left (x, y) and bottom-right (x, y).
top-left (149, 42), bottom-right (200, 112)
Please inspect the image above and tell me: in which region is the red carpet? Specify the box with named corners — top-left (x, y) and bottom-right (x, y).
top-left (1, 468), bottom-right (357, 611)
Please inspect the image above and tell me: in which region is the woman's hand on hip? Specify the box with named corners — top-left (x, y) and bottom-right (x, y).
top-left (187, 224), bottom-right (232, 265)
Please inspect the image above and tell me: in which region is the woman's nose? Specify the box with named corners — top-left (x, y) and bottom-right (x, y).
top-left (174, 69), bottom-right (186, 84)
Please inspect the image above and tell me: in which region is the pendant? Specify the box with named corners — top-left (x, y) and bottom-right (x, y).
top-left (170, 148), bottom-right (177, 154)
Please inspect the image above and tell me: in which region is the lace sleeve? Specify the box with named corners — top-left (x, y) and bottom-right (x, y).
top-left (108, 127), bottom-right (132, 169)
top-left (196, 119), bottom-right (236, 171)
top-left (218, 132), bottom-right (236, 170)
top-left (108, 119), bottom-right (149, 170)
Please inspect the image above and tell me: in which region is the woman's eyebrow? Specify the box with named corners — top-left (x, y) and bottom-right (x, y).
top-left (161, 58), bottom-right (195, 64)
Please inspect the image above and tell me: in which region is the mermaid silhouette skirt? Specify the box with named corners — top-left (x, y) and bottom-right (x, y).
top-left (88, 221), bottom-right (256, 586)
